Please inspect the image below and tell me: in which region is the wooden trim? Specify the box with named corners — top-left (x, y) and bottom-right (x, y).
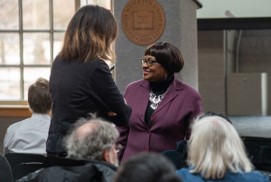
top-left (0, 106), bottom-right (31, 118)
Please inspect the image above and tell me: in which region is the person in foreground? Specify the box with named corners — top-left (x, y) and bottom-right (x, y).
top-left (64, 116), bottom-right (119, 167)
top-left (114, 152), bottom-right (181, 182)
top-left (117, 42), bottom-right (203, 161)
top-left (176, 114), bottom-right (270, 182)
top-left (47, 5), bottom-right (131, 157)
top-left (18, 116), bottom-right (119, 181)
top-left (3, 77), bottom-right (51, 155)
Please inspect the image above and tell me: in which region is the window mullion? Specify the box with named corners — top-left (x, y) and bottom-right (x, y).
top-left (19, 0), bottom-right (24, 100)
top-left (49, 0), bottom-right (54, 66)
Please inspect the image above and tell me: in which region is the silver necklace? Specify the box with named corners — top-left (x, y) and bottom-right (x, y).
top-left (149, 91), bottom-right (166, 110)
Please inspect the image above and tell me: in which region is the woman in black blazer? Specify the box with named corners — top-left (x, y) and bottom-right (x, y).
top-left (46, 5), bottom-right (131, 156)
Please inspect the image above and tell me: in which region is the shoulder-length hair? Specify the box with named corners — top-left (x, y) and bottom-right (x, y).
top-left (58, 5), bottom-right (117, 62)
top-left (188, 115), bottom-right (253, 179)
top-left (145, 42), bottom-right (184, 74)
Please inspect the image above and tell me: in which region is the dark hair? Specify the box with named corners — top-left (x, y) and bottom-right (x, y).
top-left (28, 78), bottom-right (51, 114)
top-left (145, 42), bottom-right (184, 74)
top-left (115, 153), bottom-right (181, 182)
top-left (59, 5), bottom-right (117, 62)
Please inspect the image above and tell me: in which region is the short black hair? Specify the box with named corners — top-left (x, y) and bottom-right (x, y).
top-left (145, 42), bottom-right (184, 74)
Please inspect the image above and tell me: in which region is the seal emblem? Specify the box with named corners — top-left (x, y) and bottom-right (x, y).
top-left (121, 0), bottom-right (166, 46)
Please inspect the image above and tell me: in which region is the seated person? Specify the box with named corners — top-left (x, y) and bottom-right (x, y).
top-left (175, 111), bottom-right (232, 169)
top-left (176, 113), bottom-right (270, 182)
top-left (64, 116), bottom-right (119, 167)
top-left (3, 78), bottom-right (51, 155)
top-left (17, 116), bottom-right (120, 181)
top-left (114, 152), bottom-right (181, 182)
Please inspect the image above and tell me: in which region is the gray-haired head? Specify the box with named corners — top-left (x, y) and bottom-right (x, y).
top-left (64, 116), bottom-right (119, 161)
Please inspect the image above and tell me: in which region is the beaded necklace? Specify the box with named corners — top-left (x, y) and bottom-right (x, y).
top-left (149, 90), bottom-right (166, 110)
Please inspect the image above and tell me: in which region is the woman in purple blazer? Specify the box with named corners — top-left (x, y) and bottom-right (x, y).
top-left (117, 42), bottom-right (203, 162)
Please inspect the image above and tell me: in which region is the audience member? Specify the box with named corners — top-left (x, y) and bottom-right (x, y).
top-left (64, 116), bottom-right (119, 167)
top-left (174, 111), bottom-right (232, 168)
top-left (176, 114), bottom-right (270, 182)
top-left (3, 78), bottom-right (51, 155)
top-left (46, 5), bottom-right (131, 157)
top-left (17, 116), bottom-right (119, 181)
top-left (114, 152), bottom-right (181, 182)
top-left (117, 42), bottom-right (203, 162)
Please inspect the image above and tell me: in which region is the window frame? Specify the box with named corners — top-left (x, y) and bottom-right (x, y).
top-left (0, 0), bottom-right (80, 105)
top-left (0, 0), bottom-right (112, 108)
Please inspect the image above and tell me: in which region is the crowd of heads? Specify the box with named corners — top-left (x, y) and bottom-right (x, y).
top-left (60, 109), bottom-right (258, 181)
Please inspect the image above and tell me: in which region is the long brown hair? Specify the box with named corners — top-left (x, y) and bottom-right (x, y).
top-left (58, 5), bottom-right (117, 62)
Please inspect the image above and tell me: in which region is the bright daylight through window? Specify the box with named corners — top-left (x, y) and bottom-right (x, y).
top-left (0, 0), bottom-right (75, 101)
top-left (0, 0), bottom-right (111, 102)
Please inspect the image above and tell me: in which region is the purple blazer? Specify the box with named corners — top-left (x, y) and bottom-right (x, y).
top-left (117, 77), bottom-right (203, 162)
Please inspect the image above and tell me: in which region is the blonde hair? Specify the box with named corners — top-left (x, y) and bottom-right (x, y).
top-left (188, 115), bottom-right (253, 179)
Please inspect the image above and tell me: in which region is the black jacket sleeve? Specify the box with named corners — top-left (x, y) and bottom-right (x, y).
top-left (90, 61), bottom-right (131, 127)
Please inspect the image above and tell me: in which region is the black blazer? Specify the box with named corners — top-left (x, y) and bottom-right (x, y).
top-left (46, 57), bottom-right (131, 153)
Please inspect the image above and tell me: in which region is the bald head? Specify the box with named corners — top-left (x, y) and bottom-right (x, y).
top-left (74, 123), bottom-right (96, 141)
top-left (64, 117), bottom-right (119, 162)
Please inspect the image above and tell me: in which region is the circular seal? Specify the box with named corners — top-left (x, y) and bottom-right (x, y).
top-left (121, 0), bottom-right (166, 46)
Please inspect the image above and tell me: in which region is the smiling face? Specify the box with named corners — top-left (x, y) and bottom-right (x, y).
top-left (142, 55), bottom-right (168, 82)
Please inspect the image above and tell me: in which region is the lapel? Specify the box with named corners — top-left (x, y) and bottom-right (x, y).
top-left (153, 78), bottom-right (184, 114)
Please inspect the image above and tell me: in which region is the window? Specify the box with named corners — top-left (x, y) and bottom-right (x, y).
top-left (0, 0), bottom-right (76, 102)
top-left (0, 0), bottom-right (112, 104)
top-left (80, 0), bottom-right (111, 9)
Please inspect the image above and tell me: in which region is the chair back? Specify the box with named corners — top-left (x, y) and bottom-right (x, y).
top-left (161, 150), bottom-right (184, 169)
top-left (242, 136), bottom-right (271, 172)
top-left (16, 156), bottom-right (117, 182)
top-left (5, 153), bottom-right (45, 172)
top-left (13, 162), bottom-right (44, 181)
top-left (43, 155), bottom-right (89, 167)
top-left (176, 140), bottom-right (188, 166)
top-left (0, 154), bottom-right (13, 182)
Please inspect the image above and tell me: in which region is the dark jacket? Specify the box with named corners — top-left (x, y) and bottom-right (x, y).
top-left (117, 77), bottom-right (203, 161)
top-left (17, 158), bottom-right (117, 182)
top-left (47, 57), bottom-right (131, 153)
